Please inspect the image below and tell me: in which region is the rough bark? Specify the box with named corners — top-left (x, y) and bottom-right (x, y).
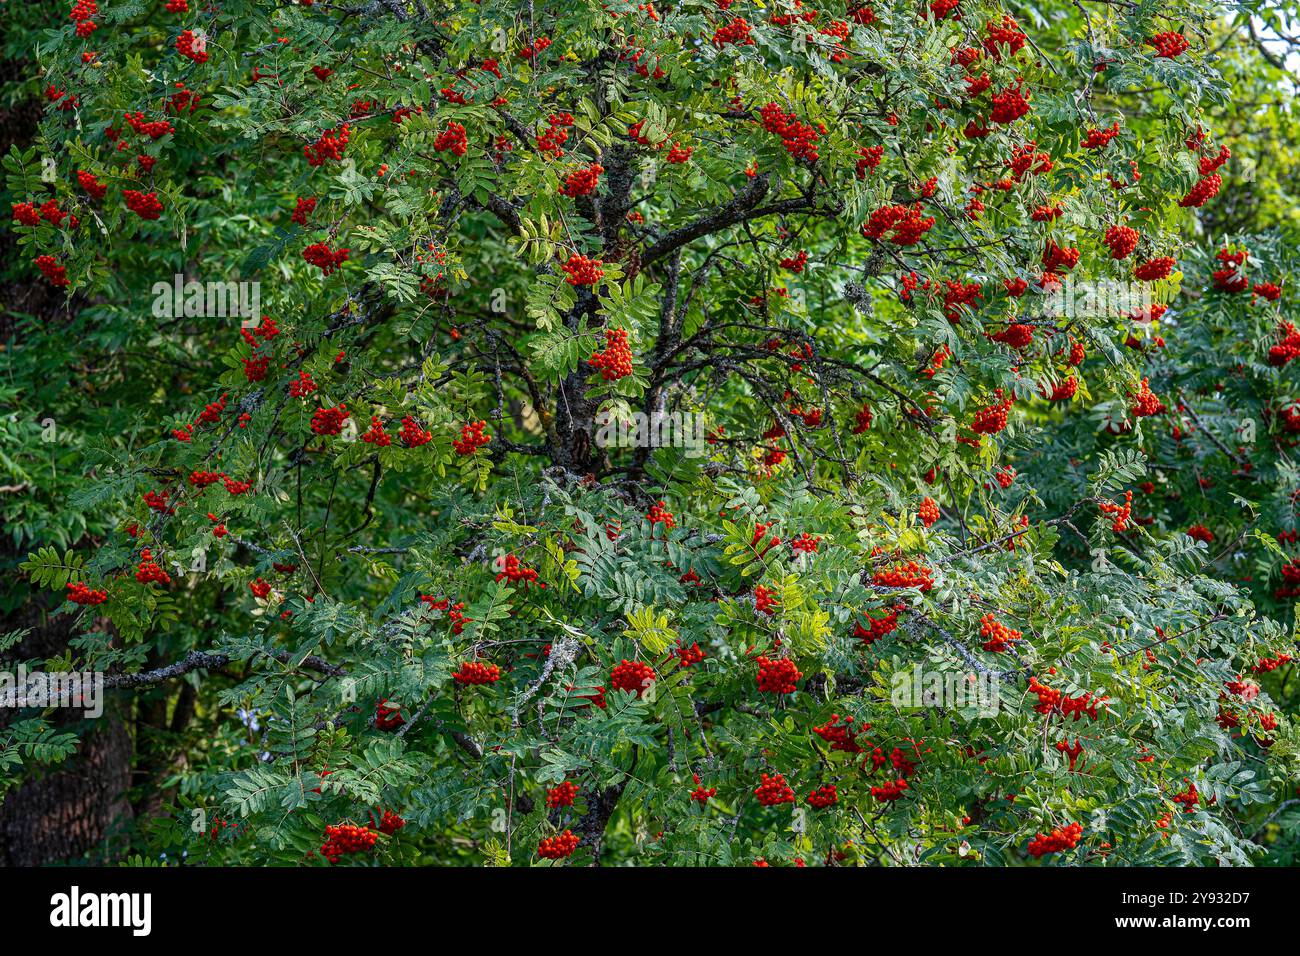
top-left (0, 595), bottom-right (134, 866)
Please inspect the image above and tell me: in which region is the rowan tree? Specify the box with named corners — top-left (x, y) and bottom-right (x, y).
top-left (2, 0), bottom-right (1298, 866)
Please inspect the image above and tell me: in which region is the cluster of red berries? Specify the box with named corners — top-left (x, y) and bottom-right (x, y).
top-left (77, 170), bottom-right (107, 200)
top-left (1129, 378), bottom-right (1166, 417)
top-left (135, 549), bottom-right (171, 585)
top-left (753, 583), bottom-right (780, 614)
top-left (35, 255), bottom-right (69, 287)
top-left (1134, 256), bottom-right (1176, 281)
top-left (990, 323), bottom-right (1033, 349)
top-left (646, 500), bottom-right (674, 530)
top-left (861, 203), bottom-right (935, 245)
top-left (789, 532), bottom-right (820, 553)
top-left (1028, 673), bottom-right (1104, 720)
top-left (983, 14), bottom-right (1026, 58)
top-left (303, 125), bottom-right (350, 166)
top-left (855, 145), bottom-right (883, 179)
top-left (675, 641), bottom-right (706, 667)
top-left (854, 606), bottom-right (899, 644)
top-left (517, 36), bottom-right (551, 61)
top-left (291, 196), bottom-right (317, 225)
top-left (1006, 142), bottom-right (1052, 181)
top-left (143, 489), bottom-right (174, 514)
top-left (11, 202), bottom-right (42, 227)
top-left (453, 661), bottom-right (501, 685)
top-left (1252, 654), bottom-right (1293, 673)
top-left (755, 655), bottom-right (802, 694)
top-left (989, 81), bottom-right (1031, 123)
top-left (1045, 374), bottom-right (1076, 403)
top-left (302, 242), bottom-right (350, 276)
top-left (609, 659), bottom-right (656, 697)
top-left (813, 714), bottom-right (867, 753)
top-left (1041, 241), bottom-right (1080, 273)
top-left (1187, 524), bottom-right (1215, 544)
top-left (562, 253), bottom-right (604, 286)
top-left (979, 613), bottom-right (1021, 652)
top-left (971, 390), bottom-right (1013, 434)
top-left (1104, 224), bottom-right (1139, 260)
top-left (433, 121), bottom-right (468, 157)
top-left (67, 581), bottom-right (108, 605)
top-left (560, 163), bottom-right (603, 197)
top-left (1055, 737), bottom-right (1084, 770)
top-left (871, 778), bottom-right (909, 802)
top-left (1171, 779), bottom-right (1200, 813)
top-left (1100, 490), bottom-right (1133, 531)
top-left (806, 784), bottom-right (838, 809)
top-left (238, 317), bottom-right (278, 383)
top-left (689, 774), bottom-right (716, 803)
top-left (1211, 247), bottom-right (1250, 294)
top-left (320, 824), bottom-right (378, 864)
top-left (759, 102), bottom-right (822, 162)
top-left (546, 781), bottom-right (579, 808)
top-left (1279, 557), bottom-right (1300, 600)
top-left (452, 420), bottom-right (491, 455)
top-left (165, 82), bottom-right (202, 114)
top-left (663, 140), bottom-right (693, 163)
top-left (398, 416), bottom-right (432, 447)
top-left (872, 561), bottom-right (934, 592)
top-left (537, 113), bottom-right (574, 157)
top-left (753, 772), bottom-right (795, 806)
top-left (249, 578), bottom-right (271, 599)
top-left (375, 699), bottom-right (404, 729)
top-left (176, 30), bottom-right (209, 64)
top-left (1150, 32), bottom-right (1190, 58)
top-left (1200, 144), bottom-right (1232, 175)
top-left (123, 112), bottom-right (174, 140)
top-left (1082, 121), bottom-right (1121, 150)
top-left (942, 280), bottom-right (982, 323)
top-left (852, 403), bottom-right (873, 433)
top-left (288, 371), bottom-right (316, 398)
top-left (537, 830), bottom-right (579, 859)
top-left (770, 5), bottom-right (818, 26)
top-left (918, 497), bottom-right (940, 528)
top-left (69, 0), bottom-right (98, 36)
top-left (780, 250), bottom-right (808, 273)
top-left (422, 596), bottom-right (472, 634)
top-left (1180, 172), bottom-right (1222, 208)
top-left (496, 553), bottom-right (544, 588)
top-left (1027, 822), bottom-right (1083, 858)
top-left (588, 327), bottom-right (633, 379)
top-left (712, 17), bottom-right (755, 47)
top-left (123, 190), bottom-right (163, 220)
top-left (311, 404), bottom-right (350, 436)
top-left (372, 809), bottom-right (405, 835)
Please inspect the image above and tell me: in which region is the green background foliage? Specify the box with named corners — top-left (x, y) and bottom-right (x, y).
top-left (1, 0), bottom-right (1297, 866)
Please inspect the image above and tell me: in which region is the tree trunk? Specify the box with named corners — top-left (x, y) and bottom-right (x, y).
top-left (0, 597), bottom-right (135, 866)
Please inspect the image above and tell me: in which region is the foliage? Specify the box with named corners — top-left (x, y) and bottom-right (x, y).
top-left (1, 0), bottom-right (1298, 866)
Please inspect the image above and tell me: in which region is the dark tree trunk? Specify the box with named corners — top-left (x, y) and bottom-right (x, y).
top-left (0, 596), bottom-right (135, 866)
